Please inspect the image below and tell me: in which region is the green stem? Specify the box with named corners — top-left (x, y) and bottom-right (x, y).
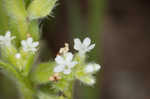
top-left (18, 77), bottom-right (35, 99)
top-left (65, 81), bottom-right (74, 99)
top-left (0, 61), bottom-right (35, 99)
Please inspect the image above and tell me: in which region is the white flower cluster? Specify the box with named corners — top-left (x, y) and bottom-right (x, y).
top-left (15, 53), bottom-right (21, 59)
top-left (54, 37), bottom-right (101, 76)
top-left (0, 31), bottom-right (15, 46)
top-left (0, 31), bottom-right (39, 59)
top-left (21, 37), bottom-right (39, 53)
top-left (54, 52), bottom-right (77, 75)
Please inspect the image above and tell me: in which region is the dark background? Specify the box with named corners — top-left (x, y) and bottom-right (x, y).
top-left (102, 0), bottom-right (150, 99)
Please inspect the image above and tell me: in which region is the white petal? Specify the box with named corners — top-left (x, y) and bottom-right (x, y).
top-left (0, 31), bottom-right (15, 46)
top-left (65, 52), bottom-right (73, 62)
top-left (83, 37), bottom-right (91, 47)
top-left (21, 40), bottom-right (26, 46)
top-left (85, 64), bottom-right (94, 73)
top-left (6, 31), bottom-right (11, 34)
top-left (0, 36), bottom-right (3, 39)
top-left (94, 64), bottom-right (101, 71)
top-left (74, 38), bottom-right (82, 50)
top-left (21, 37), bottom-right (38, 53)
top-left (15, 53), bottom-right (21, 59)
top-left (31, 48), bottom-right (37, 52)
top-left (63, 69), bottom-right (71, 75)
top-left (89, 78), bottom-right (95, 85)
top-left (87, 44), bottom-right (95, 51)
top-left (6, 31), bottom-right (11, 37)
top-left (11, 36), bottom-right (16, 40)
top-left (27, 37), bottom-right (33, 44)
top-left (32, 42), bottom-right (39, 47)
top-left (54, 65), bottom-right (64, 73)
top-left (55, 55), bottom-right (64, 64)
top-left (68, 61), bottom-right (78, 68)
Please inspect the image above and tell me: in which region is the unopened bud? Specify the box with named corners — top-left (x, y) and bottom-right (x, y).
top-left (27, 0), bottom-right (57, 20)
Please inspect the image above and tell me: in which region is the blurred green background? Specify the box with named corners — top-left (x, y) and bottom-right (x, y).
top-left (0, 0), bottom-right (104, 99)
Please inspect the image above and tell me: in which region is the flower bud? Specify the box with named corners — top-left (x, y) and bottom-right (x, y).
top-left (27, 0), bottom-right (57, 20)
top-left (78, 76), bottom-right (95, 86)
top-left (3, 0), bottom-right (28, 40)
top-left (84, 63), bottom-right (101, 73)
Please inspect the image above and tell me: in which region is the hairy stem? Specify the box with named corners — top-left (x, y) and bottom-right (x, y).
top-left (0, 61), bottom-right (35, 99)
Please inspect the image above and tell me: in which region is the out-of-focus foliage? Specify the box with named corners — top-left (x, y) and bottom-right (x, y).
top-left (0, 0), bottom-right (9, 34)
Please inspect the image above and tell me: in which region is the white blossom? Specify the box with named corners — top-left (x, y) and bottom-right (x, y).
top-left (54, 52), bottom-right (78, 75)
top-left (0, 31), bottom-right (15, 46)
top-left (15, 53), bottom-right (21, 59)
top-left (88, 78), bottom-right (95, 85)
top-left (84, 63), bottom-right (101, 73)
top-left (74, 37), bottom-right (95, 55)
top-left (21, 37), bottom-right (39, 53)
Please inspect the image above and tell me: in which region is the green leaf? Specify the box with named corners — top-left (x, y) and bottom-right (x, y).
top-left (30, 62), bottom-right (55, 84)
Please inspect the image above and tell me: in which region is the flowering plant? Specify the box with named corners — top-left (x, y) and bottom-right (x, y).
top-left (0, 0), bottom-right (101, 99)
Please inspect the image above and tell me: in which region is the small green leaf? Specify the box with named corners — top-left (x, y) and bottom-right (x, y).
top-left (30, 62), bottom-right (55, 84)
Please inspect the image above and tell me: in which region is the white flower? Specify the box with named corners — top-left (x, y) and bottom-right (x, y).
top-left (0, 31), bottom-right (15, 46)
top-left (84, 63), bottom-right (101, 73)
top-left (74, 37), bottom-right (95, 55)
top-left (88, 78), bottom-right (95, 85)
top-left (21, 37), bottom-right (39, 53)
top-left (54, 52), bottom-right (78, 75)
top-left (15, 53), bottom-right (21, 59)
